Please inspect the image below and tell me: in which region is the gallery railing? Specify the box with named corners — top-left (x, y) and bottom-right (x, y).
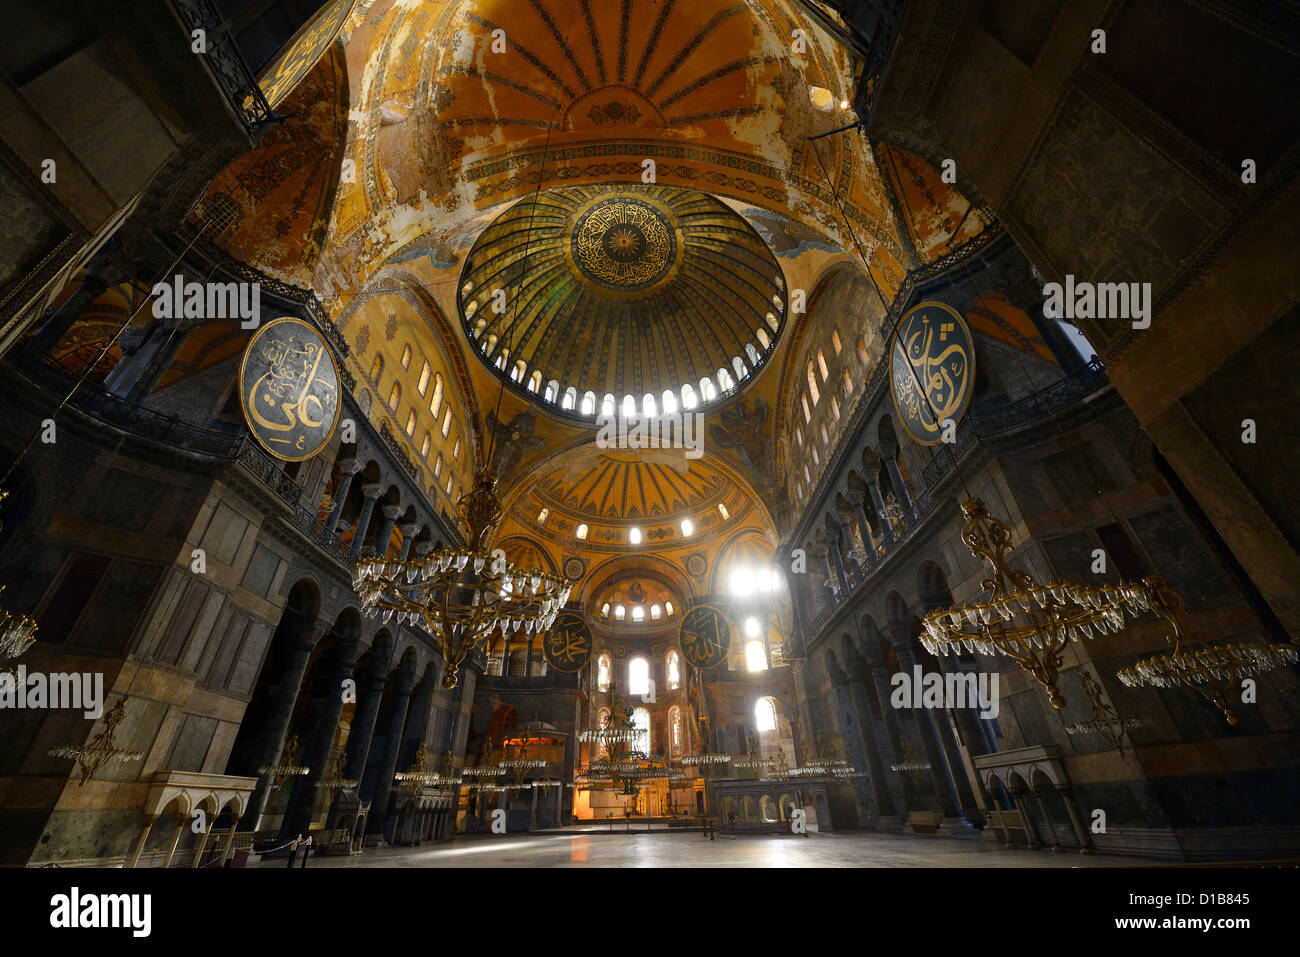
top-left (167, 0), bottom-right (277, 136)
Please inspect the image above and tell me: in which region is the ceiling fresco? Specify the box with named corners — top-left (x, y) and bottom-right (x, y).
top-left (191, 0), bottom-right (995, 593)
top-left (458, 183), bottom-right (786, 404)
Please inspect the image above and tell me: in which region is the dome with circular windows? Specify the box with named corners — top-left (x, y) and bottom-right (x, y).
top-left (458, 183), bottom-right (786, 417)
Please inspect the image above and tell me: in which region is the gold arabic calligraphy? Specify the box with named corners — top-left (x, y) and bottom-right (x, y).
top-left (242, 320), bottom-right (338, 459)
top-left (891, 305), bottom-right (973, 443)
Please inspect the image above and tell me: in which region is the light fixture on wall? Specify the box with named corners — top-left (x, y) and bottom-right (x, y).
top-left (920, 499), bottom-right (1152, 709)
top-left (354, 467), bottom-right (572, 689)
top-left (47, 697), bottom-right (144, 786)
top-left (1116, 578), bottom-right (1297, 726)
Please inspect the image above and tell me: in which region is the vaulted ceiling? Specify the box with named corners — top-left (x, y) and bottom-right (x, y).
top-left (197, 0), bottom-right (993, 597)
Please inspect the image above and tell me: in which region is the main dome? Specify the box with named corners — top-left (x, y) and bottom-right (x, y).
top-left (458, 184), bottom-right (786, 416)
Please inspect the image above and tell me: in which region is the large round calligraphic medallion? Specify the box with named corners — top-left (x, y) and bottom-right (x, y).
top-left (571, 197), bottom-right (677, 291)
top-left (248, 0), bottom-right (357, 110)
top-left (889, 301), bottom-right (976, 446)
top-left (543, 611), bottom-right (594, 674)
top-left (239, 318), bottom-right (341, 461)
top-left (678, 605), bottom-right (732, 671)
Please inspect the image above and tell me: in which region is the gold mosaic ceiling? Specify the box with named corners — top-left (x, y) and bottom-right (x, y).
top-left (458, 184), bottom-right (785, 406)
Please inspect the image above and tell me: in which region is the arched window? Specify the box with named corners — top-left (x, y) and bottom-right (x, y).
top-left (669, 706), bottom-right (682, 752)
top-left (404, 409), bottom-right (416, 436)
top-left (430, 373), bottom-right (444, 416)
top-left (643, 393), bottom-right (656, 417)
top-left (717, 367), bottom-right (734, 391)
top-left (602, 394), bottom-right (616, 416)
top-left (388, 382), bottom-right (401, 411)
top-left (370, 354), bottom-right (384, 383)
top-left (581, 391), bottom-right (596, 415)
top-left (400, 344), bottom-right (412, 370)
top-left (576, 523), bottom-right (589, 540)
top-left (434, 455), bottom-right (443, 478)
top-left (614, 604), bottom-right (625, 620)
top-left (597, 706), bottom-right (611, 756)
top-left (812, 446), bottom-right (820, 465)
top-left (544, 379), bottom-right (559, 403)
top-left (807, 362), bottom-right (820, 403)
top-left (622, 394), bottom-right (637, 417)
top-left (629, 657), bottom-right (650, 695)
top-left (631, 707), bottom-right (651, 757)
top-left (700, 377), bottom-right (716, 402)
top-left (661, 389), bottom-right (678, 415)
top-left (766, 312), bottom-right (779, 332)
top-left (843, 369), bottom-right (854, 395)
top-left (562, 386), bottom-right (577, 410)
top-left (631, 605), bottom-right (645, 622)
top-left (472, 317), bottom-right (487, 339)
top-left (597, 654), bottom-right (611, 692)
top-left (418, 361), bottom-right (431, 396)
top-left (441, 408), bottom-right (451, 437)
top-left (453, 439), bottom-right (461, 460)
top-left (495, 352), bottom-right (506, 371)
top-left (755, 696), bottom-right (777, 732)
top-left (756, 327), bottom-right (770, 349)
top-left (666, 650), bottom-right (680, 689)
top-left (601, 602), bottom-right (610, 617)
top-left (795, 430), bottom-right (804, 447)
top-left (485, 333), bottom-right (498, 354)
top-left (536, 507), bottom-right (549, 525)
top-left (511, 359), bottom-right (526, 382)
top-left (732, 356), bottom-right (748, 380)
top-left (746, 640), bottom-right (769, 672)
top-left (527, 370), bottom-right (541, 392)
top-left (650, 603), bottom-right (662, 620)
top-left (820, 423), bottom-right (829, 445)
top-left (857, 337), bottom-right (869, 365)
top-left (831, 396), bottom-right (840, 420)
top-left (681, 384), bottom-right (698, 409)
top-left (746, 342), bottom-right (760, 366)
top-left (420, 433), bottom-right (431, 459)
top-left (664, 601), bottom-right (675, 617)
top-left (818, 350), bottom-right (829, 381)
top-left (831, 330), bottom-right (843, 354)
top-left (801, 394), bottom-right (811, 423)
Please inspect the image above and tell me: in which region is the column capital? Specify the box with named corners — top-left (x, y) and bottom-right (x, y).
top-left (382, 504), bottom-right (404, 521)
top-left (361, 482), bottom-right (384, 499)
top-left (398, 521), bottom-right (421, 536)
top-left (339, 458), bottom-right (364, 475)
top-left (413, 540), bottom-right (435, 557)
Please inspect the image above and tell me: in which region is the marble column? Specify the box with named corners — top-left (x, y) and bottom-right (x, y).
top-left (325, 459), bottom-right (362, 534)
top-left (881, 443), bottom-right (914, 510)
top-left (1030, 787), bottom-right (1063, 852)
top-left (31, 255), bottom-right (115, 353)
top-left (863, 660), bottom-right (918, 811)
top-left (827, 531), bottom-right (849, 587)
top-left (190, 813), bottom-right (217, 867)
top-left (1057, 785), bottom-right (1095, 854)
top-left (366, 671), bottom-right (415, 842)
top-left (244, 625), bottom-right (324, 831)
top-left (161, 818), bottom-right (187, 868)
top-left (398, 522), bottom-right (421, 560)
top-left (350, 483), bottom-right (383, 555)
top-left (284, 639), bottom-right (360, 837)
top-left (375, 504), bottom-right (403, 558)
top-left (218, 815), bottom-right (240, 866)
top-left (843, 667), bottom-right (901, 828)
top-left (1009, 784), bottom-right (1039, 848)
top-left (127, 815), bottom-right (156, 869)
top-left (327, 651), bottom-right (389, 828)
top-left (850, 498), bottom-right (877, 561)
top-left (886, 627), bottom-right (969, 828)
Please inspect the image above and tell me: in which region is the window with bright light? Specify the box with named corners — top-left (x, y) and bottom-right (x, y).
top-left (662, 390), bottom-right (678, 415)
top-left (680, 518), bottom-right (694, 537)
top-left (629, 527), bottom-right (642, 545)
top-left (632, 606), bottom-right (645, 622)
top-left (561, 386), bottom-right (576, 410)
top-left (581, 391), bottom-right (596, 415)
top-left (614, 604), bottom-right (625, 620)
top-left (418, 361), bottom-right (431, 396)
top-left (818, 350), bottom-right (829, 381)
top-left (405, 409), bottom-right (416, 436)
top-left (622, 394), bottom-right (637, 417)
top-left (430, 374), bottom-right (444, 416)
top-left (631, 707), bottom-right (651, 757)
top-left (401, 344), bottom-right (412, 370)
top-left (670, 706), bottom-right (682, 750)
top-left (441, 408), bottom-right (451, 437)
top-left (643, 393), bottom-right (656, 417)
top-left (665, 601), bottom-right (675, 616)
top-left (746, 640), bottom-right (768, 672)
top-left (682, 384), bottom-right (698, 409)
top-left (832, 330), bottom-right (842, 355)
top-left (576, 524), bottom-right (588, 540)
top-left (601, 602), bottom-right (610, 617)
top-left (629, 657), bottom-right (650, 696)
top-left (545, 380), bottom-right (559, 403)
top-left (650, 604), bottom-right (661, 620)
top-left (602, 394), bottom-right (615, 416)
top-left (755, 696), bottom-right (777, 732)
top-left (597, 655), bottom-right (611, 692)
top-left (666, 650), bottom-right (680, 689)
top-left (597, 707), bottom-right (611, 756)
top-left (808, 363), bottom-right (820, 403)
top-left (537, 508), bottom-right (549, 525)
top-left (717, 503), bottom-right (729, 520)
top-left (744, 616), bottom-right (761, 637)
top-left (388, 383), bottom-right (401, 411)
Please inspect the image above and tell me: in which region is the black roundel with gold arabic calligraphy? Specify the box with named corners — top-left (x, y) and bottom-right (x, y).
top-left (678, 605), bottom-right (732, 670)
top-left (889, 301), bottom-right (976, 446)
top-left (239, 318), bottom-right (341, 461)
top-left (543, 611), bottom-right (593, 674)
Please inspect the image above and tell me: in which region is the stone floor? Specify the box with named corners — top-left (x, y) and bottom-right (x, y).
top-left (260, 829), bottom-right (1147, 868)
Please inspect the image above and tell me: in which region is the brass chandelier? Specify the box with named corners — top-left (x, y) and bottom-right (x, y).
top-left (354, 467), bottom-right (572, 689)
top-left (920, 499), bottom-right (1152, 709)
top-left (1116, 578), bottom-right (1297, 726)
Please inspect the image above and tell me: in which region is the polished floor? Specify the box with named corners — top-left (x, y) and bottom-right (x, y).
top-left (259, 829), bottom-right (1145, 868)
